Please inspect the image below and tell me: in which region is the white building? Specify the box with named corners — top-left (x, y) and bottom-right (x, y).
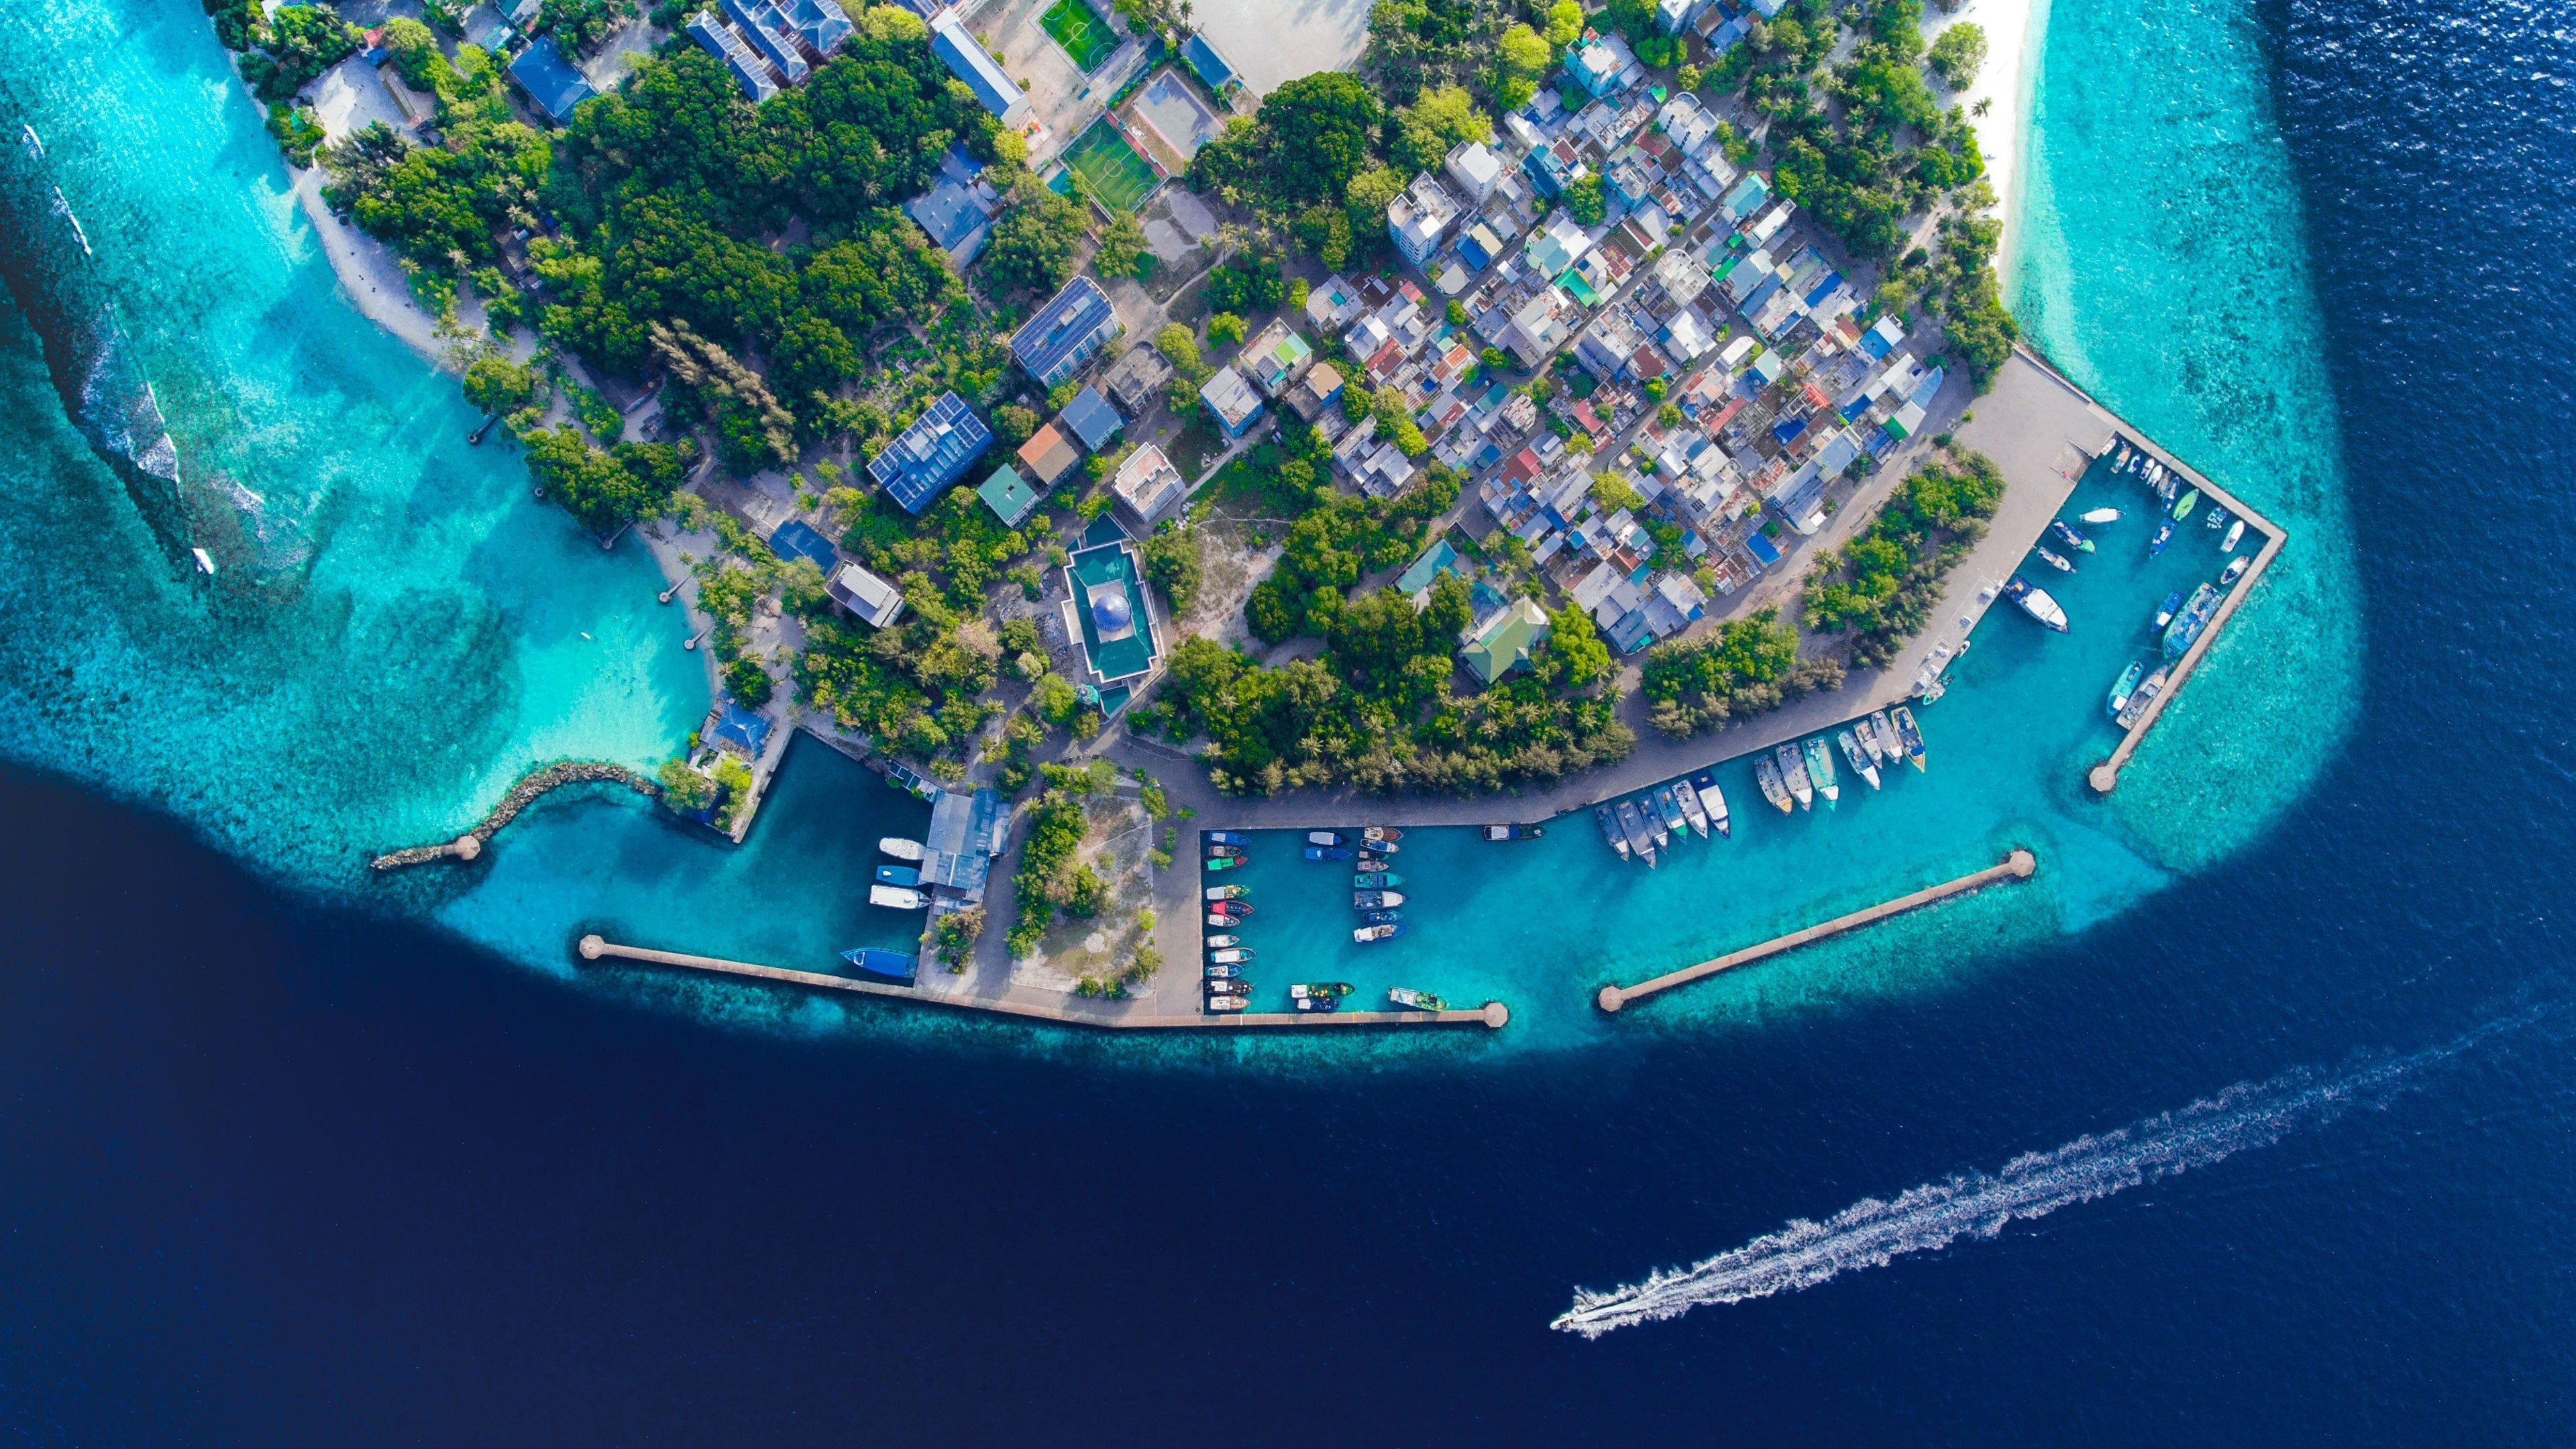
top-left (1109, 443), bottom-right (1187, 531)
top-left (1388, 173), bottom-right (1462, 268)
top-left (1444, 139), bottom-right (1505, 203)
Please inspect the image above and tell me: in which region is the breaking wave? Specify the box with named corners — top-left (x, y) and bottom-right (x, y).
top-left (1554, 1022), bottom-right (2523, 1338)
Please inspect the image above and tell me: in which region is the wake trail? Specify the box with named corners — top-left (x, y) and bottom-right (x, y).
top-left (1554, 1016), bottom-right (2532, 1339)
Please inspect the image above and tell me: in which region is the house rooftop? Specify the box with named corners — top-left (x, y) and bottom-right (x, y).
top-left (826, 560), bottom-right (906, 627)
top-left (930, 11), bottom-right (1026, 121)
top-left (866, 392), bottom-right (991, 514)
top-left (1109, 443), bottom-right (1187, 529)
top-left (977, 463), bottom-right (1041, 527)
top-left (1010, 276), bottom-right (1122, 387)
top-left (1059, 385), bottom-right (1124, 450)
top-left (1016, 422), bottom-right (1082, 485)
top-left (1461, 596), bottom-right (1550, 684)
top-left (508, 37), bottom-right (596, 123)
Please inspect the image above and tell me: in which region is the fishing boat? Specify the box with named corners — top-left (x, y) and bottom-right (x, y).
top-left (1204, 830), bottom-right (1248, 846)
top-left (1754, 753), bottom-right (1793, 813)
top-left (1205, 844), bottom-right (1244, 859)
top-left (2220, 554), bottom-right (2251, 586)
top-left (1204, 884), bottom-right (1249, 902)
top-left (1838, 729), bottom-right (1881, 790)
top-left (2080, 506), bottom-right (2123, 525)
top-left (1205, 934), bottom-right (1240, 949)
top-left (1361, 908), bottom-right (1403, 926)
top-left (2171, 486), bottom-right (2200, 521)
top-left (1208, 947), bottom-right (1254, 965)
top-left (1302, 845), bottom-right (1352, 861)
top-left (2154, 590), bottom-right (2184, 629)
top-left (1637, 796), bottom-right (1671, 850)
top-left (1692, 770), bottom-right (1731, 836)
top-left (1306, 830), bottom-right (1346, 847)
top-left (1356, 853), bottom-right (1391, 871)
top-left (2222, 519), bottom-right (2246, 553)
top-left (1483, 823), bottom-right (1544, 841)
top-left (1293, 992), bottom-right (1338, 1012)
top-left (1353, 923), bottom-right (1407, 944)
top-left (2116, 666), bottom-right (2169, 729)
top-left (2005, 576), bottom-right (2070, 631)
top-left (1802, 737), bottom-right (1839, 806)
top-left (2035, 545), bottom-right (2076, 573)
top-left (2206, 506), bottom-right (2228, 531)
top-left (1593, 804), bottom-right (1630, 860)
top-left (2049, 519), bottom-right (2096, 553)
top-left (878, 837), bottom-right (924, 862)
top-left (1362, 827), bottom-right (1403, 844)
top-left (1203, 855), bottom-right (1241, 872)
top-left (1205, 994), bottom-right (1248, 1014)
top-left (839, 948), bottom-right (918, 981)
top-left (1364, 839), bottom-right (1400, 854)
top-left (868, 884), bottom-right (928, 910)
top-left (1890, 706), bottom-right (1927, 770)
top-left (873, 864), bottom-right (920, 888)
top-left (1354, 890), bottom-right (1406, 910)
top-left (1292, 982), bottom-right (1354, 1000)
top-left (2163, 583), bottom-right (2221, 659)
top-left (1776, 744), bottom-right (1814, 810)
top-left (1352, 871), bottom-right (1403, 890)
top-left (1613, 798), bottom-right (1658, 864)
top-left (1854, 716), bottom-right (1888, 768)
top-left (1652, 786), bottom-right (1687, 840)
top-left (1672, 780), bottom-right (1711, 838)
top-left (1203, 963), bottom-right (1248, 983)
top-left (1388, 987), bottom-right (1449, 1012)
top-left (1205, 909), bottom-right (1250, 926)
top-left (2107, 660), bottom-right (2146, 718)
top-left (2149, 521), bottom-right (2176, 556)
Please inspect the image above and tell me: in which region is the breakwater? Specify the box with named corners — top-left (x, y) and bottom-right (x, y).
top-left (372, 761), bottom-right (659, 870)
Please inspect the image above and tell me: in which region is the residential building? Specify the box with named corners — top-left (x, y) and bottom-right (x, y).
top-left (1305, 273), bottom-right (1364, 332)
top-left (904, 145), bottom-right (1002, 264)
top-left (1238, 318), bottom-right (1313, 396)
top-left (1567, 32), bottom-right (1639, 97)
top-left (976, 462), bottom-right (1040, 527)
top-left (826, 560), bottom-right (906, 627)
top-left (687, 11), bottom-right (777, 103)
top-left (866, 391), bottom-right (991, 513)
top-left (1461, 596), bottom-right (1550, 684)
top-left (1198, 364), bottom-right (1263, 438)
top-left (1444, 139), bottom-right (1504, 203)
top-left (930, 11), bottom-right (1030, 125)
top-left (780, 0), bottom-right (853, 56)
top-left (1456, 221), bottom-right (1504, 272)
top-left (720, 0), bottom-right (810, 83)
top-left (1061, 523), bottom-right (1164, 690)
top-left (1388, 173), bottom-right (1462, 268)
top-left (1285, 360), bottom-right (1344, 423)
top-left (1009, 275), bottom-right (1122, 388)
top-left (1108, 443), bottom-right (1186, 530)
top-left (1099, 345), bottom-right (1173, 417)
top-left (1660, 308), bottom-right (1716, 364)
top-left (1393, 539), bottom-right (1465, 604)
top-left (1658, 91), bottom-right (1718, 154)
top-left (1645, 249), bottom-right (1711, 313)
top-left (1524, 212), bottom-right (1593, 278)
top-left (1016, 422), bottom-right (1081, 487)
top-left (506, 37), bottom-right (595, 123)
top-left (1574, 307), bottom-right (1653, 381)
top-left (1501, 286), bottom-right (1579, 368)
top-left (1655, 0), bottom-right (1700, 32)
top-left (1720, 170), bottom-right (1770, 223)
top-left (1059, 385), bottom-right (1124, 451)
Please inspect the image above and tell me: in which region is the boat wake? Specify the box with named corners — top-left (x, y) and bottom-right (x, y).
top-left (1552, 1019), bottom-right (2531, 1339)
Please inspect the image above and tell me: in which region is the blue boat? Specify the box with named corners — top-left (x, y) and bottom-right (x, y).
top-left (2149, 520), bottom-right (2176, 556)
top-left (873, 864), bottom-right (920, 888)
top-left (1303, 845), bottom-right (1352, 861)
top-left (2153, 590), bottom-right (2184, 629)
top-left (1205, 830), bottom-right (1248, 846)
top-left (839, 947), bottom-right (918, 982)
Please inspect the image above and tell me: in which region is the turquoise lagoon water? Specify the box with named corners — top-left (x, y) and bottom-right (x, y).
top-left (0, 0), bottom-right (2360, 1059)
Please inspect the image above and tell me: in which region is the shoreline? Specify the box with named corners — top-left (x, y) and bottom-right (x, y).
top-left (290, 58), bottom-right (452, 371)
top-left (1933, 0), bottom-right (2051, 288)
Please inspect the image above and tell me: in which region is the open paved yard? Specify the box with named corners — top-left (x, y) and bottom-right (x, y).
top-left (1190, 0), bottom-right (1373, 95)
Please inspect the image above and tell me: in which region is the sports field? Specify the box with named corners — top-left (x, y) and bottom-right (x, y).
top-left (1060, 119), bottom-right (1161, 213)
top-left (1039, 0), bottom-right (1120, 72)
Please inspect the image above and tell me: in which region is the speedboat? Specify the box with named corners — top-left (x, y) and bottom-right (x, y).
top-left (2220, 554), bottom-right (2251, 586)
top-left (1205, 843), bottom-right (1244, 859)
top-left (1361, 827), bottom-right (1403, 844)
top-left (873, 864), bottom-right (920, 888)
top-left (1801, 737), bottom-right (1839, 806)
top-left (1594, 803), bottom-right (1630, 860)
top-left (1204, 994), bottom-right (1248, 1014)
top-left (2163, 582), bottom-right (2221, 659)
top-left (2035, 545), bottom-right (2076, 573)
top-left (1693, 770), bottom-right (1730, 837)
top-left (1838, 729), bottom-right (1881, 790)
top-left (2005, 576), bottom-right (2070, 631)
top-left (1207, 947), bottom-right (1254, 965)
top-left (869, 884), bottom-right (927, 910)
top-left (2171, 486), bottom-right (2200, 521)
top-left (1614, 798), bottom-right (1658, 865)
top-left (1755, 753), bottom-right (1793, 813)
top-left (1204, 934), bottom-right (1241, 949)
top-left (1354, 890), bottom-right (1406, 910)
top-left (2116, 666), bottom-right (2169, 729)
top-left (2154, 590), bottom-right (2184, 629)
top-left (2149, 521), bottom-right (2176, 556)
top-left (2108, 660), bottom-right (2146, 718)
top-left (2080, 506), bottom-right (2122, 525)
top-left (1672, 780), bottom-right (1711, 837)
top-left (1388, 987), bottom-right (1449, 1012)
top-left (1306, 830), bottom-right (1346, 847)
top-left (1777, 744), bottom-right (1814, 810)
top-left (1890, 706), bottom-right (1927, 770)
top-left (1353, 923), bottom-right (1407, 944)
top-left (878, 836), bottom-right (924, 862)
top-left (1352, 871), bottom-right (1403, 889)
top-left (2222, 519), bottom-right (2246, 553)
top-left (1652, 786), bottom-right (1688, 841)
top-left (1205, 883), bottom-right (1249, 902)
top-left (1484, 823), bottom-right (1544, 841)
top-left (1204, 830), bottom-right (1248, 846)
top-left (2049, 519), bottom-right (2096, 553)
top-left (1203, 855), bottom-right (1241, 871)
top-left (1361, 908), bottom-right (1403, 926)
top-left (1302, 845), bottom-right (1352, 861)
top-left (839, 948), bottom-right (918, 982)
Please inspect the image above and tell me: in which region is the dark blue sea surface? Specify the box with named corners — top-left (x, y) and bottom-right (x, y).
top-left (7, 0), bottom-right (2576, 1442)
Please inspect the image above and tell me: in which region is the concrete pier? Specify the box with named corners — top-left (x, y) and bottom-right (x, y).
top-left (578, 936), bottom-right (1508, 1030)
top-left (1595, 848), bottom-right (2037, 1012)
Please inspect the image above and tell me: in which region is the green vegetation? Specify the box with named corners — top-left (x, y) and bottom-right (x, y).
top-left (1928, 22), bottom-right (1988, 88)
top-left (657, 755), bottom-right (716, 814)
top-left (1560, 172), bottom-right (1605, 226)
top-left (535, 0), bottom-right (636, 56)
top-left (1641, 610), bottom-right (1844, 739)
top-left (1093, 209), bottom-right (1152, 281)
top-left (521, 427), bottom-right (689, 533)
top-left (931, 904), bottom-right (983, 971)
top-left (1006, 790), bottom-right (1091, 955)
top-left (981, 172), bottom-right (1093, 297)
top-left (1141, 526), bottom-right (1203, 614)
top-left (1803, 448), bottom-right (2004, 667)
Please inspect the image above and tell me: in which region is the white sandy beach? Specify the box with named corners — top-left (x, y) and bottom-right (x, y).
top-left (292, 57), bottom-right (451, 368)
top-left (1929, 0), bottom-right (2049, 285)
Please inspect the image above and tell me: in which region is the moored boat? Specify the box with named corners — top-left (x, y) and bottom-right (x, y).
top-left (1652, 786), bottom-right (1687, 840)
top-left (1868, 710), bottom-right (1899, 771)
top-left (1204, 909), bottom-right (1251, 927)
top-left (1203, 855), bottom-right (1241, 871)
top-left (2149, 520), bottom-right (2176, 555)
top-left (1594, 803), bottom-right (1630, 859)
top-left (1890, 706), bottom-right (1927, 770)
top-left (839, 947), bottom-right (918, 981)
top-left (1204, 884), bottom-right (1249, 902)
top-left (1361, 827), bottom-right (1403, 844)
top-left (1204, 994), bottom-right (1248, 1014)
top-left (1838, 728), bottom-right (1881, 790)
top-left (1291, 982), bottom-right (1354, 1000)
top-left (1293, 992), bottom-right (1339, 1012)
top-left (2049, 519), bottom-right (2096, 553)
top-left (1360, 908), bottom-right (1403, 926)
top-left (1203, 963), bottom-right (1247, 981)
top-left (1302, 845), bottom-right (1352, 861)
top-left (1207, 947), bottom-right (1254, 965)
top-left (878, 836), bottom-right (924, 862)
top-left (1856, 715), bottom-right (1888, 767)
top-left (1388, 987), bottom-right (1449, 1012)
top-left (2154, 589), bottom-right (2184, 629)
top-left (868, 884), bottom-right (927, 910)
top-left (1305, 830), bottom-right (1346, 847)
top-left (1352, 871), bottom-right (1403, 889)
top-left (2035, 545), bottom-right (2076, 573)
top-left (1802, 737), bottom-right (1839, 806)
top-left (1353, 923), bottom-right (1407, 944)
top-left (873, 864), bottom-right (920, 888)
top-left (1204, 933), bottom-right (1240, 949)
top-left (1777, 744), bottom-right (1814, 810)
top-left (2163, 582), bottom-right (2221, 659)
top-left (1755, 753), bottom-right (1793, 813)
top-left (1355, 853), bottom-right (1391, 871)
top-left (1672, 780), bottom-right (1711, 837)
top-left (2171, 486), bottom-right (2200, 521)
top-left (2222, 519), bottom-right (2246, 552)
top-left (2080, 506), bottom-right (2122, 525)
top-left (2108, 660), bottom-right (2146, 718)
top-left (1205, 843), bottom-right (1243, 859)
top-left (1484, 822), bottom-right (1545, 841)
top-left (2005, 576), bottom-right (2070, 631)
top-left (2206, 505), bottom-right (2228, 530)
top-left (1613, 798), bottom-right (1657, 864)
top-left (2220, 554), bottom-right (2251, 586)
top-left (1638, 796), bottom-right (1671, 850)
top-left (1204, 830), bottom-right (1248, 846)
top-left (2115, 666), bottom-right (2169, 729)
top-left (1692, 770), bottom-right (1731, 836)
top-left (1354, 890), bottom-right (1406, 910)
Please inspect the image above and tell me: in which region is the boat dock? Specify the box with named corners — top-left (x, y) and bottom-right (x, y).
top-left (577, 936), bottom-right (1509, 1029)
top-left (1595, 849), bottom-right (2037, 1011)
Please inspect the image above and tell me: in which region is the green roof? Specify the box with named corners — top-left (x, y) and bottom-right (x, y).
top-left (1461, 596), bottom-right (1549, 685)
top-left (977, 464), bottom-right (1040, 527)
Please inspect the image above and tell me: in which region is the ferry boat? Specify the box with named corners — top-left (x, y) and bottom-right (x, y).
top-left (878, 837), bottom-right (924, 862)
top-left (1652, 786), bottom-right (1688, 840)
top-left (1205, 843), bottom-right (1244, 859)
top-left (1613, 798), bottom-right (1657, 864)
top-left (2163, 583), bottom-right (2221, 659)
top-left (1838, 729), bottom-right (1881, 790)
top-left (1594, 804), bottom-right (1630, 859)
top-left (2049, 519), bottom-right (2096, 553)
top-left (2154, 590), bottom-right (2184, 629)
top-left (1293, 992), bottom-right (1339, 1012)
top-left (2108, 660), bottom-right (2146, 718)
top-left (1205, 883), bottom-right (1249, 902)
top-left (1306, 830), bottom-right (1346, 847)
top-left (2034, 545), bottom-right (2076, 573)
top-left (1802, 737), bottom-right (1840, 806)
top-left (1388, 987), bottom-right (1449, 1012)
top-left (1755, 752), bottom-right (1794, 813)
top-left (1302, 845), bottom-right (1352, 861)
top-left (1291, 982), bottom-right (1354, 1000)
top-left (839, 947), bottom-right (918, 982)
top-left (2171, 487), bottom-right (2200, 521)
top-left (1890, 706), bottom-right (1928, 770)
top-left (873, 864), bottom-right (921, 888)
top-left (1203, 855), bottom-right (1241, 872)
top-left (868, 884), bottom-right (928, 910)
top-left (1205, 994), bottom-right (1248, 1014)
top-left (1204, 934), bottom-right (1241, 949)
top-left (2149, 521), bottom-right (2176, 556)
top-left (1362, 827), bottom-right (1403, 844)
top-left (1205, 831), bottom-right (1248, 846)
top-left (1353, 923), bottom-right (1407, 944)
top-left (2116, 666), bottom-right (2169, 729)
top-left (1777, 744), bottom-right (1814, 810)
top-left (1354, 889), bottom-right (1406, 910)
top-left (1692, 770), bottom-right (1731, 837)
top-left (1352, 871), bottom-right (1403, 889)
top-left (2220, 554), bottom-right (2251, 586)
top-left (2222, 519), bottom-right (2246, 552)
top-left (2080, 506), bottom-right (2123, 525)
top-left (1207, 947), bottom-right (1254, 965)
top-left (1672, 780), bottom-right (1711, 837)
top-left (1484, 822), bottom-right (1544, 841)
top-left (2005, 576), bottom-right (2070, 631)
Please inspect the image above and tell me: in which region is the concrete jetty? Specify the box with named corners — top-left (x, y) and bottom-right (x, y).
top-left (1595, 848), bottom-right (2037, 1012)
top-left (578, 936), bottom-right (1509, 1030)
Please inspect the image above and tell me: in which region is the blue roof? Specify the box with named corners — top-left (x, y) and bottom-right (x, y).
top-left (710, 700), bottom-right (773, 754)
top-left (867, 392), bottom-right (993, 514)
top-left (768, 519), bottom-right (837, 570)
top-left (931, 13), bottom-right (1024, 119)
top-left (508, 38), bottom-right (596, 123)
top-left (1182, 34), bottom-right (1236, 89)
top-left (1059, 386), bottom-right (1123, 450)
top-left (1010, 276), bottom-right (1121, 387)
top-left (903, 146), bottom-right (998, 259)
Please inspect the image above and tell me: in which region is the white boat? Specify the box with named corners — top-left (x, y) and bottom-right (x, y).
top-left (2005, 576), bottom-right (2069, 632)
top-left (2116, 666), bottom-right (2169, 729)
top-left (2220, 554), bottom-right (2251, 586)
top-left (878, 837), bottom-right (924, 862)
top-left (868, 884), bottom-right (927, 910)
top-left (2222, 519), bottom-right (2246, 552)
top-left (191, 547), bottom-right (217, 575)
top-left (2079, 507), bottom-right (2122, 525)
top-left (1672, 780), bottom-right (1711, 838)
top-left (1838, 729), bottom-right (1881, 790)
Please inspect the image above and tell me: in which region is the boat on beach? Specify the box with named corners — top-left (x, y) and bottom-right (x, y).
top-left (2220, 554), bottom-right (2251, 586)
top-left (1205, 831), bottom-right (1248, 846)
top-left (2116, 666), bottom-right (2169, 729)
top-left (2163, 582), bottom-right (2221, 659)
top-left (1613, 798), bottom-right (1656, 864)
top-left (878, 837), bottom-right (924, 862)
top-left (2005, 576), bottom-right (2070, 631)
top-left (1652, 786), bottom-right (1687, 840)
top-left (1353, 923), bottom-right (1407, 944)
top-left (1692, 770), bottom-right (1730, 836)
top-left (1205, 884), bottom-right (1249, 902)
top-left (1755, 753), bottom-right (1793, 813)
top-left (1801, 737), bottom-right (1839, 806)
top-left (1388, 987), bottom-right (1449, 1012)
top-left (2035, 545), bottom-right (2076, 573)
top-left (2108, 660), bottom-right (2146, 717)
top-left (1777, 744), bottom-right (1814, 810)
top-left (2049, 519), bottom-right (2096, 553)
top-left (2080, 506), bottom-right (2123, 525)
top-left (1303, 845), bottom-right (1351, 861)
top-left (1672, 780), bottom-right (1711, 837)
top-left (1594, 804), bottom-right (1630, 859)
top-left (1354, 890), bottom-right (1405, 910)
top-left (1890, 706), bottom-right (1927, 770)
top-left (1352, 871), bottom-right (1403, 889)
top-left (1838, 729), bottom-right (1881, 790)
top-left (869, 884), bottom-right (927, 910)
top-left (1484, 822), bottom-right (1544, 841)
top-left (2222, 519), bottom-right (2246, 552)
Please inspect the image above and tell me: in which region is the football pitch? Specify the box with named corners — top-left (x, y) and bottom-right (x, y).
top-left (1060, 119), bottom-right (1160, 213)
top-left (1040, 0), bottom-right (1120, 71)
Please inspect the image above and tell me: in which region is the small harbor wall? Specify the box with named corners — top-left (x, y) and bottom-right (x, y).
top-left (370, 761), bottom-right (659, 870)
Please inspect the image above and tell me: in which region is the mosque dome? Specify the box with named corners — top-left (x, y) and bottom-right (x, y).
top-left (1091, 590), bottom-right (1133, 633)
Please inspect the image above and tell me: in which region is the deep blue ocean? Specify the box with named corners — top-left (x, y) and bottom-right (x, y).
top-left (7, 0), bottom-right (2576, 1442)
